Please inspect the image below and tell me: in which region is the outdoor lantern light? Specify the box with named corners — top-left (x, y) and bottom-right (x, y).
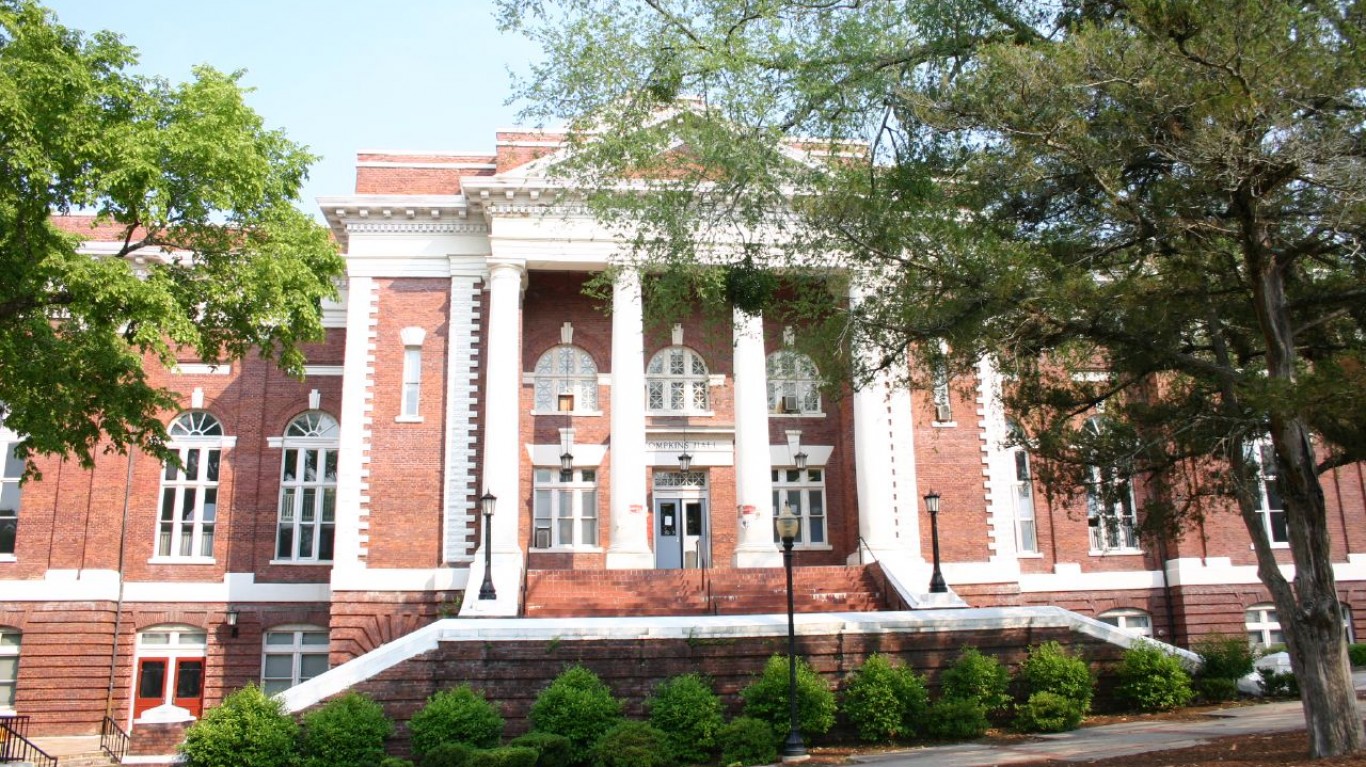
top-left (479, 491), bottom-right (497, 600)
top-left (225, 609), bottom-right (239, 638)
top-left (924, 490), bottom-right (947, 594)
top-left (793, 450), bottom-right (809, 471)
top-left (776, 503), bottom-right (807, 761)
top-left (560, 451), bottom-right (574, 472)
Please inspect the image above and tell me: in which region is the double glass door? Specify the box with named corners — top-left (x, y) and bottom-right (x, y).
top-left (654, 497), bottom-right (707, 569)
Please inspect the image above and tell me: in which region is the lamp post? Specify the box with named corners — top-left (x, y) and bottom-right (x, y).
top-left (478, 491), bottom-right (497, 600)
top-left (775, 504), bottom-right (808, 762)
top-left (924, 491), bottom-right (947, 593)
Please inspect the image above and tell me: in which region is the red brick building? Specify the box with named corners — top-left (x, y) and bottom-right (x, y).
top-left (2, 133), bottom-right (1365, 747)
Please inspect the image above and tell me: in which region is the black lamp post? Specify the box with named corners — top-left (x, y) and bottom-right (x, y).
top-left (478, 491), bottom-right (497, 600)
top-left (775, 505), bottom-right (808, 762)
top-left (924, 490), bottom-right (947, 593)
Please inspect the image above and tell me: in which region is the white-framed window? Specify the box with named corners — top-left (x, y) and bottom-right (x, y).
top-left (932, 361), bottom-right (953, 422)
top-left (771, 467), bottom-right (827, 546)
top-left (646, 346), bottom-right (711, 413)
top-left (0, 438), bottom-right (22, 558)
top-left (1250, 440), bottom-right (1289, 544)
top-left (534, 345), bottom-right (599, 412)
top-left (1007, 423), bottom-right (1038, 554)
top-left (0, 627), bottom-right (19, 710)
top-left (157, 412), bottom-right (224, 560)
top-left (766, 350), bottom-right (821, 415)
top-left (275, 412), bottom-right (339, 563)
top-left (262, 625), bottom-right (329, 695)
top-left (1246, 603), bottom-right (1283, 649)
top-left (532, 468), bottom-right (599, 549)
top-left (1342, 603), bottom-right (1356, 643)
top-left (401, 347), bottom-right (422, 418)
top-left (1098, 608), bottom-right (1153, 637)
top-left (1084, 419), bottom-right (1138, 553)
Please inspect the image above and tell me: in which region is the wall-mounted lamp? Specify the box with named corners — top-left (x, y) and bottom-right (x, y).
top-left (793, 450), bottom-right (809, 471)
top-left (225, 609), bottom-right (239, 638)
top-left (678, 425), bottom-right (692, 471)
top-left (558, 394), bottom-right (574, 474)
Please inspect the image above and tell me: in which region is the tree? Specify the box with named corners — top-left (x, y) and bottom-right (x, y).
top-left (0, 0), bottom-right (342, 470)
top-left (497, 0), bottom-right (1366, 757)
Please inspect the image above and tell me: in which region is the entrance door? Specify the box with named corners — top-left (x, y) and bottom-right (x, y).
top-left (134, 657), bottom-right (205, 719)
top-left (654, 496), bottom-right (708, 569)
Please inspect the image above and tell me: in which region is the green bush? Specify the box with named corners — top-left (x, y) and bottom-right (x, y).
top-left (1191, 676), bottom-right (1241, 703)
top-left (181, 684), bottom-right (300, 767)
top-left (529, 666), bottom-right (624, 760)
top-left (715, 718), bottom-right (777, 767)
top-left (410, 685), bottom-right (505, 755)
top-left (299, 692), bottom-right (393, 767)
top-left (422, 743), bottom-right (477, 767)
top-left (922, 698), bottom-right (989, 740)
top-left (841, 654), bottom-right (930, 742)
top-left (472, 747), bottom-right (540, 767)
top-left (1115, 645), bottom-right (1194, 712)
top-left (380, 758), bottom-right (414, 767)
top-left (1013, 692), bottom-right (1085, 733)
top-left (507, 732), bottom-right (573, 767)
top-left (1017, 641), bottom-right (1093, 713)
top-left (646, 673), bottom-right (723, 764)
top-left (1259, 668), bottom-right (1300, 698)
top-left (590, 721), bottom-right (675, 767)
top-left (938, 648), bottom-right (1012, 713)
top-left (1192, 634), bottom-right (1256, 680)
top-left (741, 655), bottom-right (837, 742)
top-left (1350, 644), bottom-right (1366, 667)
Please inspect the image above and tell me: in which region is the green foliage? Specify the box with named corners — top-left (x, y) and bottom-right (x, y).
top-left (923, 698), bottom-right (989, 741)
top-left (507, 732), bottom-right (573, 767)
top-left (646, 673), bottom-right (723, 764)
top-left (0, 0), bottom-right (343, 471)
top-left (938, 648), bottom-right (1012, 713)
top-left (1350, 644), bottom-right (1366, 668)
top-left (841, 653), bottom-right (930, 742)
top-left (299, 692), bottom-right (394, 767)
top-left (1013, 692), bottom-right (1086, 734)
top-left (590, 721), bottom-right (675, 767)
top-left (409, 685), bottom-right (504, 755)
top-left (472, 747), bottom-right (540, 767)
top-left (741, 655), bottom-right (837, 741)
top-left (1193, 635), bottom-right (1256, 689)
top-left (380, 759), bottom-right (414, 767)
top-left (422, 743), bottom-right (477, 767)
top-left (180, 685), bottom-right (299, 767)
top-left (1260, 669), bottom-right (1300, 699)
top-left (715, 718), bottom-right (777, 767)
top-left (1115, 645), bottom-right (1194, 712)
top-left (1017, 642), bottom-right (1093, 714)
top-left (528, 666), bottom-right (624, 760)
top-left (1192, 676), bottom-right (1241, 704)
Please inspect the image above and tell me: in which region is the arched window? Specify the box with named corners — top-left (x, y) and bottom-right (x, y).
top-left (1084, 418), bottom-right (1138, 553)
top-left (647, 346), bottom-right (710, 413)
top-left (1007, 421), bottom-right (1038, 554)
top-left (0, 627), bottom-right (19, 711)
top-left (766, 350), bottom-right (821, 415)
top-left (262, 625), bottom-right (329, 695)
top-left (1098, 608), bottom-right (1153, 638)
top-left (276, 412), bottom-right (339, 563)
top-left (1245, 603), bottom-right (1283, 649)
top-left (534, 345), bottom-right (599, 412)
top-left (134, 624), bottom-right (206, 719)
top-left (157, 412), bottom-right (227, 560)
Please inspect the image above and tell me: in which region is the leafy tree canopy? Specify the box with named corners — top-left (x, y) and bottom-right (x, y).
top-left (0, 0), bottom-right (342, 470)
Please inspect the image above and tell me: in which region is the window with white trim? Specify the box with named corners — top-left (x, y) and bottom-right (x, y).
top-left (0, 439), bottom-right (21, 558)
top-left (1007, 422), bottom-right (1038, 554)
top-left (932, 361), bottom-right (953, 422)
top-left (1098, 608), bottom-right (1153, 637)
top-left (771, 468), bottom-right (827, 546)
top-left (534, 345), bottom-right (599, 412)
top-left (532, 468), bottom-right (599, 549)
top-left (1084, 419), bottom-right (1139, 553)
top-left (0, 627), bottom-right (18, 710)
top-left (157, 412), bottom-right (224, 560)
top-left (1342, 603), bottom-right (1355, 643)
top-left (261, 625), bottom-right (329, 695)
top-left (401, 346), bottom-right (422, 418)
top-left (1250, 440), bottom-right (1288, 544)
top-left (275, 412), bottom-right (339, 562)
top-left (766, 350), bottom-right (821, 415)
top-left (1245, 603), bottom-right (1283, 649)
top-left (646, 346), bottom-right (710, 413)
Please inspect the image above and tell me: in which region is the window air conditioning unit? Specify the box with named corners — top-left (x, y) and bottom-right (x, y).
top-left (935, 403), bottom-right (953, 422)
top-left (782, 395), bottom-right (800, 414)
top-left (533, 528), bottom-right (551, 549)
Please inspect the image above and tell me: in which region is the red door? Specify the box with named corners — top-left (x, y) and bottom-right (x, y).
top-left (133, 657), bottom-right (205, 719)
top-left (133, 658), bottom-right (168, 718)
top-left (173, 658), bottom-right (204, 718)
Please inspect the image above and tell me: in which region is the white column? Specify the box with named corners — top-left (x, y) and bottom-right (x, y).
top-left (732, 307), bottom-right (782, 567)
top-left (331, 276), bottom-right (376, 586)
top-left (462, 260), bottom-right (525, 616)
top-left (606, 269), bottom-right (653, 568)
top-left (853, 372), bottom-right (901, 550)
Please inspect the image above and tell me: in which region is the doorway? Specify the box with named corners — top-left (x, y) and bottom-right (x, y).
top-left (131, 625), bottom-right (206, 721)
top-left (653, 471), bottom-right (709, 569)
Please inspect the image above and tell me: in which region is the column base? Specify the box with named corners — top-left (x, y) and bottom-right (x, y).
top-left (734, 545), bottom-right (783, 568)
top-left (606, 548), bottom-right (655, 569)
top-left (459, 550), bottom-right (523, 617)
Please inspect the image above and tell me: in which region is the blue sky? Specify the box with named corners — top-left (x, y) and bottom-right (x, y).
top-left (43, 1), bottom-right (543, 219)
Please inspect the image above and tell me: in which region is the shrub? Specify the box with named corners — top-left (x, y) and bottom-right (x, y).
top-left (1192, 676), bottom-right (1241, 703)
top-left (590, 721), bottom-right (675, 767)
top-left (300, 692), bottom-right (393, 767)
top-left (1017, 641), bottom-right (1093, 713)
top-left (181, 684), bottom-right (299, 767)
top-left (1013, 692), bottom-right (1085, 733)
top-left (529, 665), bottom-right (624, 759)
top-left (715, 718), bottom-right (777, 767)
top-left (922, 698), bottom-right (989, 740)
top-left (741, 655), bottom-right (837, 742)
top-left (422, 743), bottom-right (477, 767)
top-left (1115, 645), bottom-right (1194, 712)
top-left (1350, 644), bottom-right (1366, 667)
top-left (381, 759), bottom-right (415, 767)
top-left (473, 747), bottom-right (540, 767)
top-left (938, 648), bottom-right (1012, 713)
top-left (647, 673), bottom-right (723, 764)
top-left (841, 654), bottom-right (930, 742)
top-left (1193, 634), bottom-right (1256, 680)
top-left (507, 732), bottom-right (573, 767)
top-left (410, 685), bottom-right (505, 755)
top-left (1259, 668), bottom-right (1300, 698)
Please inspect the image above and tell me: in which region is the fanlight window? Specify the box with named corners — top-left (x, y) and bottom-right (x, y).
top-left (646, 346), bottom-right (710, 412)
top-left (285, 412), bottom-right (340, 439)
top-left (168, 411), bottom-right (223, 437)
top-left (766, 351), bottom-right (821, 414)
top-left (534, 345), bottom-right (599, 411)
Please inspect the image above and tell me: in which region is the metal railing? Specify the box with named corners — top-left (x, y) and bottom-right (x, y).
top-left (100, 716), bottom-right (128, 763)
top-left (0, 714), bottom-right (57, 767)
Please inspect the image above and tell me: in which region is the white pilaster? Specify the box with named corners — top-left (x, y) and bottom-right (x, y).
top-left (461, 260), bottom-right (524, 616)
top-left (732, 308), bottom-right (781, 567)
top-left (606, 269), bottom-right (653, 568)
top-left (331, 276), bottom-right (377, 584)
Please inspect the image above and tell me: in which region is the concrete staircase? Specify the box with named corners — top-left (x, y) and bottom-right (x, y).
top-left (23, 736), bottom-right (116, 767)
top-left (522, 565), bottom-right (888, 617)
